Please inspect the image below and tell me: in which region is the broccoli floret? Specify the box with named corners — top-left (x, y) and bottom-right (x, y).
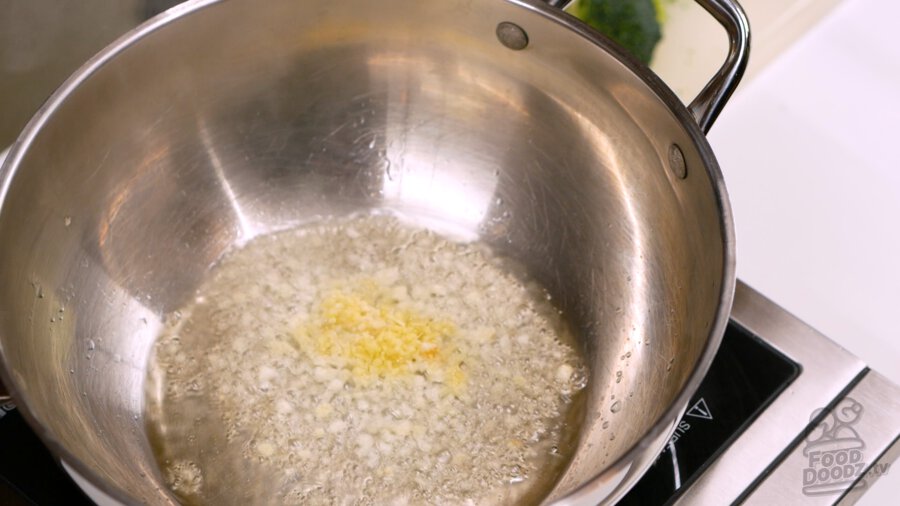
top-left (570, 0), bottom-right (662, 64)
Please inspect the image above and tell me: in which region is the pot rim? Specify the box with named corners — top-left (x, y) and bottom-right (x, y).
top-left (507, 1), bottom-right (734, 503)
top-left (0, 0), bottom-right (736, 504)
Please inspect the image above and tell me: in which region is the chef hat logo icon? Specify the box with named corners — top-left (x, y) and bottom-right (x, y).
top-left (802, 397), bottom-right (867, 496)
top-left (804, 397), bottom-right (865, 455)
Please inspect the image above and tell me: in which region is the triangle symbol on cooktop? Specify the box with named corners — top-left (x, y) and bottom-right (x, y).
top-left (686, 397), bottom-right (713, 420)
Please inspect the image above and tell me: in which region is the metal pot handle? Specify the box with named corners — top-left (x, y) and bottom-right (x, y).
top-left (547, 0), bottom-right (750, 133)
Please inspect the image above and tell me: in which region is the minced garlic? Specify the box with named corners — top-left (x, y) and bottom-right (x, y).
top-left (146, 214), bottom-right (586, 505)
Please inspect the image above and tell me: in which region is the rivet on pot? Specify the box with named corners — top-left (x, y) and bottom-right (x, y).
top-left (496, 22), bottom-right (529, 51)
top-left (668, 143), bottom-right (687, 179)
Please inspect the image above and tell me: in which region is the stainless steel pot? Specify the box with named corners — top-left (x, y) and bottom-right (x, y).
top-left (0, 0), bottom-right (747, 503)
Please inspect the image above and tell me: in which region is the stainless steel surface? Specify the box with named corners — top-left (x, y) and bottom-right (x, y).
top-left (744, 371), bottom-right (900, 505)
top-left (0, 0), bottom-right (739, 504)
top-left (544, 0), bottom-right (575, 9)
top-left (496, 21), bottom-right (530, 50)
top-left (0, 0), bottom-right (183, 148)
top-left (838, 404), bottom-right (900, 506)
top-left (0, 0), bottom-right (749, 147)
top-left (676, 280), bottom-right (867, 505)
top-left (668, 144), bottom-right (688, 180)
top-left (688, 0), bottom-right (751, 133)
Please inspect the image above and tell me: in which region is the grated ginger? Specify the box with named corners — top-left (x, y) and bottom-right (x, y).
top-left (293, 279), bottom-right (466, 389)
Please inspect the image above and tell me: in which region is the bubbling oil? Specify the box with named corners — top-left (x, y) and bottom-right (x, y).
top-left (145, 214), bottom-right (587, 505)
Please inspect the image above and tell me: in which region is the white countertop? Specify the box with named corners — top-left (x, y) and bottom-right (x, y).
top-left (705, 0), bottom-right (900, 501)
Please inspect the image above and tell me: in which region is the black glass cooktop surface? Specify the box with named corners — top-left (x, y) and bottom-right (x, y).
top-left (0, 401), bottom-right (92, 505)
top-left (0, 321), bottom-right (798, 505)
top-left (619, 321), bottom-right (800, 505)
